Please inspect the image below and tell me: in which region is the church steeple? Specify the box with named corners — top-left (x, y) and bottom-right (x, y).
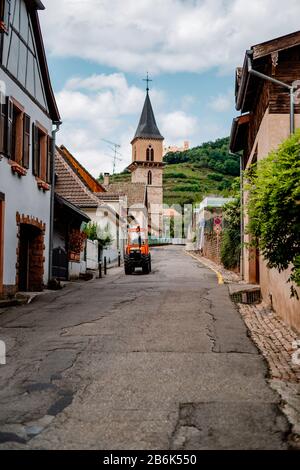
top-left (129, 76), bottom-right (164, 236)
top-left (132, 86), bottom-right (164, 143)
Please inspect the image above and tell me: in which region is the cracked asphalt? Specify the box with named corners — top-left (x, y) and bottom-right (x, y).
top-left (0, 246), bottom-right (289, 449)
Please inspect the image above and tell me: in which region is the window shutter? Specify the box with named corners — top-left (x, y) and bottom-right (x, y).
top-left (3, 0), bottom-right (11, 27)
top-left (6, 96), bottom-right (13, 158)
top-left (0, 92), bottom-right (6, 154)
top-left (46, 135), bottom-right (53, 184)
top-left (32, 123), bottom-right (39, 176)
top-left (22, 114), bottom-right (30, 168)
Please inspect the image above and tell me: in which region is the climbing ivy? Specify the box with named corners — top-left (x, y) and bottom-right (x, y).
top-left (245, 130), bottom-right (300, 296)
top-left (221, 184), bottom-right (241, 270)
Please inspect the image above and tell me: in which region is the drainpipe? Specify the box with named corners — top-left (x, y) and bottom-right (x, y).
top-left (230, 151), bottom-right (244, 280)
top-left (48, 121), bottom-right (62, 284)
top-left (246, 50), bottom-right (295, 134)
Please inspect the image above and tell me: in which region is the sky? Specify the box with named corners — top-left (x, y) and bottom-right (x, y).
top-left (40, 0), bottom-right (300, 177)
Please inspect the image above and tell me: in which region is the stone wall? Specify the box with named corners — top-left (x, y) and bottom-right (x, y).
top-left (132, 139), bottom-right (163, 163)
top-left (203, 232), bottom-right (222, 265)
top-left (131, 166), bottom-right (162, 186)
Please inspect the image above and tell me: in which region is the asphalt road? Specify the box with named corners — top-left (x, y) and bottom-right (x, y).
top-left (0, 246), bottom-right (289, 449)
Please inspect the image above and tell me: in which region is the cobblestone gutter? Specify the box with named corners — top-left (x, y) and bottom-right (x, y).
top-left (188, 252), bottom-right (300, 448)
top-left (239, 303), bottom-right (300, 447)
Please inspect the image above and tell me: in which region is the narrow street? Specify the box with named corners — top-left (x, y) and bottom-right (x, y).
top-left (0, 246), bottom-right (289, 450)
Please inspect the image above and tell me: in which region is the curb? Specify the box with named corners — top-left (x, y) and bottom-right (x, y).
top-left (185, 250), bottom-right (224, 285)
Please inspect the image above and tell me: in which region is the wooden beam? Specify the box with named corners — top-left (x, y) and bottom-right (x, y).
top-left (253, 31), bottom-right (300, 60)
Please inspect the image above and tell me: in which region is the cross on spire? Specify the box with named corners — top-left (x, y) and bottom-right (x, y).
top-left (143, 72), bottom-right (152, 92)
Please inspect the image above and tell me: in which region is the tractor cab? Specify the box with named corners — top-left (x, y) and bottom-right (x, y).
top-left (124, 226), bottom-right (151, 275)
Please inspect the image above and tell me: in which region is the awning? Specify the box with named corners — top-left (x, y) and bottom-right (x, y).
top-left (229, 114), bottom-right (250, 154)
top-left (55, 194), bottom-right (90, 223)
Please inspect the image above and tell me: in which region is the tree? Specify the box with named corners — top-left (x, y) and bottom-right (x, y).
top-left (82, 222), bottom-right (114, 250)
top-left (163, 137), bottom-right (240, 176)
top-left (246, 130), bottom-right (300, 296)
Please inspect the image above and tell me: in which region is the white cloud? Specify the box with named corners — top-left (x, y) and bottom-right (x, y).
top-left (56, 72), bottom-right (199, 176)
top-left (160, 111), bottom-right (199, 144)
top-left (41, 0), bottom-right (300, 74)
top-left (208, 90), bottom-right (234, 112)
top-left (55, 73), bottom-right (147, 175)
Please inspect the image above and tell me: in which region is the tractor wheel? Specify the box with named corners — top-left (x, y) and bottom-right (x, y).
top-left (124, 263), bottom-right (133, 275)
top-left (142, 260), bottom-right (150, 274)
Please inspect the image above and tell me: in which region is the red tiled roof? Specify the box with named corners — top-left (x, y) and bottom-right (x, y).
top-left (55, 149), bottom-right (100, 208)
top-left (103, 182), bottom-right (146, 207)
top-left (59, 146), bottom-right (106, 193)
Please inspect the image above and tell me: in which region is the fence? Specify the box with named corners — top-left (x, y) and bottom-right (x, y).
top-left (86, 240), bottom-right (98, 270)
top-left (149, 237), bottom-right (186, 246)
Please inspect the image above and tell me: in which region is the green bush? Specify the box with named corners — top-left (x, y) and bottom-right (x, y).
top-left (163, 137), bottom-right (240, 176)
top-left (246, 130), bottom-right (300, 296)
top-left (221, 197), bottom-right (241, 270)
top-left (82, 222), bottom-right (114, 249)
top-left (164, 172), bottom-right (187, 179)
top-left (173, 184), bottom-right (200, 192)
top-left (207, 173), bottom-right (223, 182)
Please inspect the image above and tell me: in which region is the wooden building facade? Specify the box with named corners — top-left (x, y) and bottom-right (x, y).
top-left (230, 31), bottom-right (300, 331)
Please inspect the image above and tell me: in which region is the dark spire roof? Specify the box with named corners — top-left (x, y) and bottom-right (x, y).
top-left (132, 92), bottom-right (164, 141)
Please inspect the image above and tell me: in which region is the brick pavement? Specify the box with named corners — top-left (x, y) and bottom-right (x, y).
top-left (238, 303), bottom-right (300, 383)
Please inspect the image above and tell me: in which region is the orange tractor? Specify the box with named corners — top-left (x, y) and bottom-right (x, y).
top-left (124, 226), bottom-right (151, 275)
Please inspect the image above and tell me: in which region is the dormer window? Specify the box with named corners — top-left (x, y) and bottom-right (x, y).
top-left (0, 0), bottom-right (10, 33)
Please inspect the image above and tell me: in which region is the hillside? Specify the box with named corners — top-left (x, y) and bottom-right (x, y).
top-left (163, 137), bottom-right (238, 205)
top-left (99, 137), bottom-right (239, 206)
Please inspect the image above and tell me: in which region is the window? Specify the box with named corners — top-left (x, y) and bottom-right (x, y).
top-left (0, 92), bottom-right (6, 154)
top-left (0, 0), bottom-right (10, 33)
top-left (11, 101), bottom-right (24, 164)
top-left (0, 94), bottom-right (52, 184)
top-left (147, 170), bottom-right (152, 185)
top-left (146, 145), bottom-right (154, 162)
top-left (32, 122), bottom-right (52, 184)
top-left (4, 97), bottom-right (30, 169)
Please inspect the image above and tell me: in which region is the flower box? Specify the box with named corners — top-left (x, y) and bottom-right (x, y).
top-left (36, 179), bottom-right (50, 192)
top-left (69, 251), bottom-right (80, 262)
top-left (9, 161), bottom-right (27, 177)
top-left (0, 21), bottom-right (8, 33)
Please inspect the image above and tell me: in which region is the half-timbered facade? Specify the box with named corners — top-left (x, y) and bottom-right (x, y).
top-left (0, 0), bottom-right (60, 295)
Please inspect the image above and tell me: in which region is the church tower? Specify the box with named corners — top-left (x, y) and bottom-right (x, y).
top-left (128, 77), bottom-right (164, 234)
